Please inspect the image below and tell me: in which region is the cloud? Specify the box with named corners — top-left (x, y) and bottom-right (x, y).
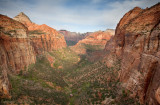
top-left (0, 0), bottom-right (159, 32)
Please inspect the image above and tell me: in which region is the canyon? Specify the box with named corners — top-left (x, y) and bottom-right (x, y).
top-left (0, 3), bottom-right (160, 105)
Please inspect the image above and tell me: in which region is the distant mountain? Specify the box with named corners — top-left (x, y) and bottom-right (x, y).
top-left (59, 30), bottom-right (92, 46)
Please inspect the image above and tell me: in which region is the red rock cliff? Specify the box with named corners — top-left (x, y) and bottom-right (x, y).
top-left (0, 12), bottom-right (67, 99)
top-left (14, 12), bottom-right (66, 55)
top-left (0, 14), bottom-right (36, 98)
top-left (104, 3), bottom-right (160, 104)
top-left (71, 29), bottom-right (114, 54)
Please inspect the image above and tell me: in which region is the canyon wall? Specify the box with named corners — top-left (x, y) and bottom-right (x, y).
top-left (71, 29), bottom-right (114, 54)
top-left (0, 13), bottom-right (66, 98)
top-left (104, 3), bottom-right (160, 104)
top-left (28, 24), bottom-right (66, 55)
top-left (14, 12), bottom-right (66, 55)
top-left (0, 14), bottom-right (36, 98)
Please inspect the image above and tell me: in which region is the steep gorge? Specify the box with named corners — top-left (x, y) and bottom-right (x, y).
top-left (0, 3), bottom-right (160, 105)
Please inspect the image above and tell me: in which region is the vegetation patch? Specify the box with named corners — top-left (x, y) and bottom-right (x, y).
top-left (66, 40), bottom-right (77, 46)
top-left (83, 43), bottom-right (104, 52)
top-left (28, 30), bottom-right (46, 35)
top-left (0, 26), bottom-right (4, 30)
top-left (64, 58), bottom-right (140, 105)
top-left (49, 47), bottom-right (79, 70)
top-left (1, 47), bottom-right (140, 105)
top-left (2, 29), bottom-right (16, 36)
top-left (1, 55), bottom-right (69, 105)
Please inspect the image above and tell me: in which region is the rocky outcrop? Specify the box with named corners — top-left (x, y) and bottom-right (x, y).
top-left (0, 12), bottom-right (67, 99)
top-left (28, 24), bottom-right (66, 55)
top-left (79, 29), bottom-right (114, 45)
top-left (14, 12), bottom-right (32, 26)
top-left (59, 30), bottom-right (92, 46)
top-left (0, 14), bottom-right (36, 98)
top-left (71, 29), bottom-right (114, 54)
top-left (104, 3), bottom-right (160, 104)
top-left (14, 12), bottom-right (66, 55)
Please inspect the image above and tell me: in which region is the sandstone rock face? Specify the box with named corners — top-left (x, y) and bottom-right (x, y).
top-left (13, 12), bottom-right (32, 27)
top-left (71, 29), bottom-right (114, 54)
top-left (80, 29), bottom-right (114, 45)
top-left (104, 3), bottom-right (160, 104)
top-left (14, 12), bottom-right (66, 55)
top-left (59, 30), bottom-right (92, 46)
top-left (0, 14), bottom-right (36, 98)
top-left (28, 24), bottom-right (66, 55)
top-left (0, 12), bottom-right (66, 99)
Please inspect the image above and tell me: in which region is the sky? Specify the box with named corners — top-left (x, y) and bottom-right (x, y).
top-left (0, 0), bottom-right (159, 33)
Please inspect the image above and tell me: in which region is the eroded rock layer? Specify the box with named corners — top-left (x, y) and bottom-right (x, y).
top-left (104, 3), bottom-right (160, 104)
top-left (0, 14), bottom-right (36, 98)
top-left (0, 12), bottom-right (67, 98)
top-left (14, 12), bottom-right (66, 55)
top-left (71, 29), bottom-right (114, 54)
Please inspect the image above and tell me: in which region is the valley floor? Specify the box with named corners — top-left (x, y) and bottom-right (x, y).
top-left (0, 47), bottom-right (140, 105)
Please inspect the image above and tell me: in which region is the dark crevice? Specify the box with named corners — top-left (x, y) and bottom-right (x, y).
top-left (144, 21), bottom-right (160, 53)
top-left (144, 61), bottom-right (158, 102)
top-left (41, 36), bottom-right (45, 54)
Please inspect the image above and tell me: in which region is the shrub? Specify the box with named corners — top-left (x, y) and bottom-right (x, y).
top-left (29, 30), bottom-right (46, 35)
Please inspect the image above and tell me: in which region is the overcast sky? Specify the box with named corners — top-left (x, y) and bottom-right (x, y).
top-left (0, 0), bottom-right (159, 33)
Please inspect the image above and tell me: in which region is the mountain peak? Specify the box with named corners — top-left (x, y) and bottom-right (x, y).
top-left (133, 6), bottom-right (142, 10)
top-left (18, 12), bottom-right (26, 16)
top-left (13, 12), bottom-right (32, 24)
